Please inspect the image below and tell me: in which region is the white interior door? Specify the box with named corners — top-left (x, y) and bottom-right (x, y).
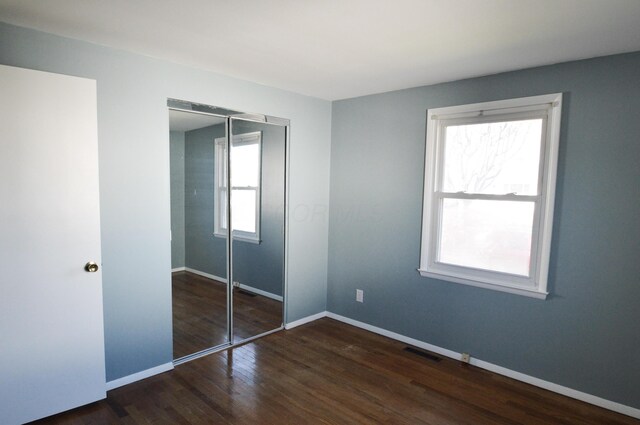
top-left (0, 65), bottom-right (106, 424)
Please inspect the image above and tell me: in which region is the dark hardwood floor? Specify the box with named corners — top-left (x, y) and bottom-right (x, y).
top-left (34, 318), bottom-right (638, 424)
top-left (172, 271), bottom-right (283, 359)
top-left (232, 285), bottom-right (283, 343)
top-left (172, 271), bottom-right (228, 358)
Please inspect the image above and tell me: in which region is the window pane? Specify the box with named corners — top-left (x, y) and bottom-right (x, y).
top-left (442, 119), bottom-right (542, 195)
top-left (231, 143), bottom-right (259, 187)
top-left (232, 189), bottom-right (256, 233)
top-left (439, 199), bottom-right (534, 276)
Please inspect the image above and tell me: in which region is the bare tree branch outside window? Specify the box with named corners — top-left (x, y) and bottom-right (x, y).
top-left (444, 120), bottom-right (539, 194)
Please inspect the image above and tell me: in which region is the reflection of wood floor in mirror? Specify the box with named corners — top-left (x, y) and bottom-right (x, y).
top-left (172, 271), bottom-right (282, 360)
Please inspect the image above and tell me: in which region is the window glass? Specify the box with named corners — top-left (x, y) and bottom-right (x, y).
top-left (439, 199), bottom-right (534, 276)
top-left (231, 143), bottom-right (260, 187)
top-left (442, 119), bottom-right (542, 195)
top-left (231, 189), bottom-right (256, 233)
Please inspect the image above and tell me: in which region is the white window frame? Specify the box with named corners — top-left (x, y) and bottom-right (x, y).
top-left (419, 93), bottom-right (563, 299)
top-left (213, 131), bottom-right (262, 244)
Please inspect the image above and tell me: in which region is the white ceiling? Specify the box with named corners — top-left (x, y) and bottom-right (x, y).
top-left (1, 0), bottom-right (640, 100)
top-left (169, 109), bottom-right (225, 132)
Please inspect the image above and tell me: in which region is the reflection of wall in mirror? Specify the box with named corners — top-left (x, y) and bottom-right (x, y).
top-left (183, 123), bottom-right (227, 279)
top-left (170, 131), bottom-right (185, 269)
top-left (169, 122), bottom-right (285, 298)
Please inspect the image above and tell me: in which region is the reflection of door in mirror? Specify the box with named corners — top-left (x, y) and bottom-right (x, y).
top-left (230, 118), bottom-right (286, 342)
top-left (169, 109), bottom-right (229, 360)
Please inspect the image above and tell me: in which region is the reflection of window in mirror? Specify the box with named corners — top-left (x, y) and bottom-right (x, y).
top-left (214, 132), bottom-right (262, 243)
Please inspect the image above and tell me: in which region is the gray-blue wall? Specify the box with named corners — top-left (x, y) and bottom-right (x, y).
top-left (0, 21), bottom-right (332, 382)
top-left (169, 130), bottom-right (185, 269)
top-left (328, 52), bottom-right (640, 409)
top-left (183, 124), bottom-right (227, 278)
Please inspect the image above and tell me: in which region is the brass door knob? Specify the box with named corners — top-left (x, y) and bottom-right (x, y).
top-left (85, 261), bottom-right (99, 273)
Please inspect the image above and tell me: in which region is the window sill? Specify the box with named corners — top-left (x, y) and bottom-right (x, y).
top-left (417, 269), bottom-right (548, 300)
top-left (213, 232), bottom-right (261, 245)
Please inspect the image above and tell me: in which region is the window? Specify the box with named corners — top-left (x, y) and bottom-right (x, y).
top-left (214, 131), bottom-right (262, 243)
top-left (419, 94), bottom-right (562, 299)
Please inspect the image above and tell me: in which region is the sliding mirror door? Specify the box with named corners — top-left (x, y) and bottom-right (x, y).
top-left (229, 117), bottom-right (286, 342)
top-left (168, 99), bottom-right (288, 362)
top-left (169, 109), bottom-right (230, 360)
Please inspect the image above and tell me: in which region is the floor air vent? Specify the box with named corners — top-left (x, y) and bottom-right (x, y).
top-left (404, 346), bottom-right (442, 362)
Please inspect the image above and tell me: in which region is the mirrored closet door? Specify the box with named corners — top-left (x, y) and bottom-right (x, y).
top-left (229, 117), bottom-right (286, 343)
top-left (168, 100), bottom-right (287, 363)
top-left (169, 109), bottom-right (230, 360)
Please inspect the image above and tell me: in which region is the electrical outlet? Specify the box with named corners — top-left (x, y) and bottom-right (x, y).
top-left (233, 281), bottom-right (240, 287)
top-left (460, 353), bottom-right (470, 364)
top-left (356, 289), bottom-right (364, 303)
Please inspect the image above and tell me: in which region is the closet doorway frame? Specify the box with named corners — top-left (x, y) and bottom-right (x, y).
top-left (168, 98), bottom-right (290, 366)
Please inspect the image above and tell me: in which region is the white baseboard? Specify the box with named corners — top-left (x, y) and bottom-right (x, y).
top-left (326, 312), bottom-right (459, 359)
top-left (171, 267), bottom-right (186, 272)
top-left (325, 312), bottom-right (640, 420)
top-left (237, 283), bottom-right (283, 302)
top-left (182, 267), bottom-right (282, 301)
top-left (471, 357), bottom-right (640, 419)
top-left (285, 311), bottom-right (328, 329)
top-left (184, 267), bottom-right (227, 283)
top-left (106, 362), bottom-right (173, 391)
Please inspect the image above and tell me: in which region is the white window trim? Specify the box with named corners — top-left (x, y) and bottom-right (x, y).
top-left (418, 93), bottom-right (563, 299)
top-left (213, 131), bottom-right (262, 244)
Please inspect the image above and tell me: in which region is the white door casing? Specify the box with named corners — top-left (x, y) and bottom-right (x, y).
top-left (0, 65), bottom-right (106, 424)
